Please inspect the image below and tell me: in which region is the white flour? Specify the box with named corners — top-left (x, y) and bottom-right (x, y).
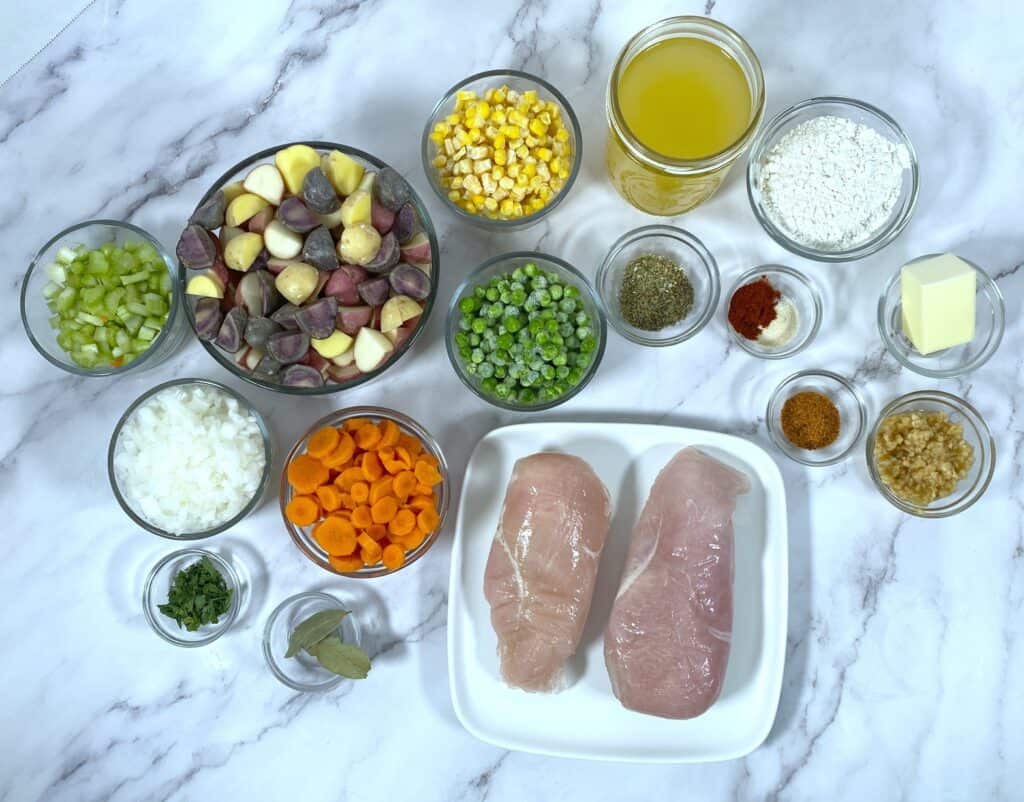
top-left (759, 115), bottom-right (911, 252)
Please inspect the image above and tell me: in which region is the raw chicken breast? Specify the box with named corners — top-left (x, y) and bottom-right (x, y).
top-left (484, 452), bottom-right (611, 692)
top-left (604, 447), bottom-right (749, 719)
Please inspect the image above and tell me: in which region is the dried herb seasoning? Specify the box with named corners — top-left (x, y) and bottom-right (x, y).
top-left (158, 556), bottom-right (232, 632)
top-left (618, 254), bottom-right (694, 331)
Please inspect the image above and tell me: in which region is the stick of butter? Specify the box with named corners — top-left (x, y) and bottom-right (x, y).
top-left (900, 254), bottom-right (976, 355)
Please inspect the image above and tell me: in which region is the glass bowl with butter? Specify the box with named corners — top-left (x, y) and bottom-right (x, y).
top-left (725, 265), bottom-right (822, 358)
top-left (878, 253), bottom-right (1005, 378)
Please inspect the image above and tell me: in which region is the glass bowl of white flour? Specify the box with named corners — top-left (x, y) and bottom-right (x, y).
top-left (746, 97), bottom-right (919, 262)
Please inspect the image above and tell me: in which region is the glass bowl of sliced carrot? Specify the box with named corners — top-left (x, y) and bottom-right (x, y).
top-left (280, 406), bottom-right (449, 577)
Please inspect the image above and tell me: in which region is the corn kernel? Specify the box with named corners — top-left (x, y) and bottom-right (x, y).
top-left (443, 138), bottom-right (455, 156)
top-left (523, 162), bottom-right (537, 178)
top-left (538, 186), bottom-right (551, 201)
top-left (529, 118), bottom-right (548, 137)
top-left (430, 132), bottom-right (444, 143)
top-left (550, 156), bottom-right (562, 174)
top-left (513, 202), bottom-right (524, 217)
top-left (537, 162), bottom-right (551, 180)
top-left (446, 113), bottom-right (461, 126)
top-left (525, 135), bottom-right (538, 148)
top-left (506, 165), bottom-right (519, 179)
top-left (530, 197), bottom-right (544, 211)
top-left (491, 165), bottom-right (505, 180)
top-left (483, 197), bottom-right (499, 212)
top-left (467, 145), bottom-right (488, 160)
top-left (493, 188), bottom-right (508, 201)
top-left (463, 174), bottom-right (483, 194)
top-left (499, 176), bottom-right (515, 190)
top-left (558, 168), bottom-right (569, 179)
top-left (491, 110), bottom-right (507, 125)
top-left (464, 201), bottom-right (477, 213)
top-left (473, 158), bottom-right (492, 174)
top-left (471, 193), bottom-right (485, 206)
top-left (499, 198), bottom-right (515, 216)
top-left (456, 90), bottom-right (476, 102)
top-left (535, 146), bottom-right (552, 162)
top-left (493, 133), bottom-right (506, 150)
top-left (432, 155), bottom-right (446, 168)
top-left (482, 173), bottom-right (497, 193)
top-left (450, 176), bottom-right (464, 189)
top-left (447, 190), bottom-right (460, 202)
top-left (555, 128), bottom-right (569, 142)
top-left (493, 149), bottom-right (506, 166)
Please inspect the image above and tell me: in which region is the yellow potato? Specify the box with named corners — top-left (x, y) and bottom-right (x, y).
top-left (275, 144), bottom-right (321, 194)
top-left (322, 150), bottom-right (364, 196)
top-left (225, 193), bottom-right (270, 227)
top-left (311, 330), bottom-right (354, 359)
top-left (223, 232), bottom-right (264, 271)
top-left (185, 273), bottom-right (225, 299)
top-left (340, 190), bottom-right (372, 227)
top-left (338, 223), bottom-right (381, 266)
top-left (222, 181), bottom-right (247, 204)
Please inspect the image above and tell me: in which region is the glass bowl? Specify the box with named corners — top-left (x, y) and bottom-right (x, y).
top-left (877, 254), bottom-right (1005, 378)
top-left (421, 69), bottom-right (582, 230)
top-left (263, 591), bottom-right (362, 692)
top-left (143, 548), bottom-right (241, 647)
top-left (596, 225), bottom-right (720, 347)
top-left (766, 370), bottom-right (867, 466)
top-left (179, 141), bottom-right (440, 395)
top-left (109, 378), bottom-right (273, 539)
top-left (725, 265), bottom-right (822, 358)
top-left (21, 219), bottom-right (187, 376)
top-left (866, 390), bottom-right (995, 518)
top-left (280, 407), bottom-right (449, 578)
top-left (446, 252), bottom-right (606, 411)
top-left (747, 97), bottom-right (919, 262)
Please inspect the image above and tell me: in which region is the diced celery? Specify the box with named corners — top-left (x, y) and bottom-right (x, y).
top-left (42, 281), bottom-right (60, 300)
top-left (137, 326), bottom-right (157, 342)
top-left (56, 247), bottom-right (78, 264)
top-left (120, 271), bottom-right (149, 285)
top-left (124, 315), bottom-right (142, 335)
top-left (55, 287), bottom-right (77, 312)
top-left (127, 302), bottom-right (149, 316)
top-left (48, 314), bottom-right (61, 330)
top-left (45, 263), bottom-right (67, 283)
top-left (143, 315), bottom-right (164, 330)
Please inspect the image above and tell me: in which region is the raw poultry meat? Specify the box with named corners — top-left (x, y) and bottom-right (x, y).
top-left (604, 447), bottom-right (749, 718)
top-left (484, 452), bottom-right (611, 692)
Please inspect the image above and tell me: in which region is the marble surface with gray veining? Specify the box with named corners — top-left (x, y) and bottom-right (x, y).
top-left (0, 1), bottom-right (1021, 800)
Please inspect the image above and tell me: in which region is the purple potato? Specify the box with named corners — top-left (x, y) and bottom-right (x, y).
top-left (276, 196), bottom-right (320, 233)
top-left (215, 306), bottom-right (248, 352)
top-left (337, 305), bottom-right (372, 336)
top-left (301, 226), bottom-right (339, 271)
top-left (362, 232), bottom-right (399, 274)
top-left (189, 191), bottom-right (226, 231)
top-left (371, 199), bottom-right (395, 234)
top-left (193, 297), bottom-right (223, 341)
top-left (323, 265), bottom-right (366, 305)
top-left (254, 354), bottom-right (282, 377)
top-left (235, 269), bottom-right (281, 316)
top-left (357, 276), bottom-right (391, 307)
top-left (388, 263), bottom-right (432, 300)
top-left (281, 364), bottom-right (324, 388)
top-left (374, 167), bottom-right (411, 212)
top-left (295, 296), bottom-right (339, 339)
top-left (176, 224), bottom-right (218, 270)
top-left (302, 167), bottom-right (341, 214)
top-left (244, 316), bottom-right (282, 349)
top-left (391, 203), bottom-right (418, 244)
top-left (266, 330), bottom-right (311, 364)
top-left (270, 303), bottom-right (301, 330)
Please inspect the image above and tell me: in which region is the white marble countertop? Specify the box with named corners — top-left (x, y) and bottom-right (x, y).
top-left (1, 1), bottom-right (1021, 800)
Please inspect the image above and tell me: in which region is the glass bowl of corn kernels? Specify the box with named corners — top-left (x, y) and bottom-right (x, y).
top-left (421, 69), bottom-right (583, 230)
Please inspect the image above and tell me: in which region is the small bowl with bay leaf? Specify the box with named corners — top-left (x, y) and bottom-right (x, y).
top-left (596, 224), bottom-right (721, 347)
top-left (143, 548), bottom-right (240, 647)
top-left (263, 591), bottom-right (369, 692)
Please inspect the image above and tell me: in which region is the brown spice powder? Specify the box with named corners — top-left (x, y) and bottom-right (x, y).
top-left (781, 391), bottom-right (840, 450)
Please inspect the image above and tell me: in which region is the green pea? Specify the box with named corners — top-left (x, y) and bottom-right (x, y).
top-left (505, 316), bottom-right (522, 333)
top-left (549, 284), bottom-right (563, 300)
top-left (523, 262), bottom-right (539, 277)
top-left (458, 345), bottom-right (471, 360)
top-left (474, 286), bottom-right (487, 299)
top-left (487, 303), bottom-right (504, 319)
top-left (564, 286), bottom-right (580, 299)
top-left (494, 365), bottom-right (507, 379)
top-left (485, 287), bottom-right (499, 302)
top-left (556, 365), bottom-right (570, 379)
top-left (469, 332), bottom-right (480, 346)
top-left (580, 335), bottom-right (597, 354)
top-left (559, 298), bottom-right (577, 313)
top-left (482, 376), bottom-right (497, 392)
top-left (460, 296), bottom-right (480, 314)
top-left (553, 352), bottom-right (567, 367)
top-left (458, 317), bottom-right (471, 331)
top-left (519, 388), bottom-right (537, 403)
top-left (530, 275), bottom-right (549, 290)
top-left (471, 318), bottom-right (487, 334)
top-left (510, 289), bottom-right (527, 305)
top-left (478, 362), bottom-right (495, 378)
top-left (541, 364), bottom-right (555, 380)
top-left (471, 348), bottom-right (484, 364)
top-left (495, 383), bottom-right (512, 399)
top-left (511, 267), bottom-right (526, 282)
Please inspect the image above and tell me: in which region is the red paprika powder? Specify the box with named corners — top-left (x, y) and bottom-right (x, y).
top-left (728, 276), bottom-right (780, 340)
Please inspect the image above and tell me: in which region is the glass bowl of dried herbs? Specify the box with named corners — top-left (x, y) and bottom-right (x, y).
top-left (143, 548), bottom-right (240, 647)
top-left (596, 224), bottom-right (720, 347)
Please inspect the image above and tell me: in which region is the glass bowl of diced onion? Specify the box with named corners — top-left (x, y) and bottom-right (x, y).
top-left (421, 69), bottom-right (583, 230)
top-left (20, 220), bottom-right (188, 376)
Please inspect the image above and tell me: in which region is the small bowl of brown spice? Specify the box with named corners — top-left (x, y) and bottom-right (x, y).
top-left (596, 225), bottom-right (720, 347)
top-left (767, 369), bottom-right (866, 466)
top-left (867, 390), bottom-right (995, 517)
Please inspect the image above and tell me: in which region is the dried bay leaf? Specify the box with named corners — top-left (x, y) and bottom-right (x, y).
top-left (306, 636), bottom-right (371, 679)
top-left (285, 608), bottom-right (349, 658)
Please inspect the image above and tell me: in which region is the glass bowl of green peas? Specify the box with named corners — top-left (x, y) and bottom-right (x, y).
top-left (446, 252), bottom-right (607, 410)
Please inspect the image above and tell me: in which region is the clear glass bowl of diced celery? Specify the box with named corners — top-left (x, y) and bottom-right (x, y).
top-left (445, 252), bottom-right (606, 411)
top-left (20, 220), bottom-right (187, 376)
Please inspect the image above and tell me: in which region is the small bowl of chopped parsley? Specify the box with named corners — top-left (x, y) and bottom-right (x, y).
top-left (596, 225), bottom-right (720, 347)
top-left (446, 252), bottom-right (606, 410)
top-left (143, 549), bottom-right (240, 647)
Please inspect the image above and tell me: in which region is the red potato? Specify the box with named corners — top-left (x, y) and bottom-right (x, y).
top-left (371, 199), bottom-right (395, 234)
top-left (323, 265), bottom-right (367, 305)
top-left (299, 348), bottom-right (329, 374)
top-left (385, 320), bottom-right (418, 349)
top-left (328, 362), bottom-right (362, 382)
top-left (246, 206), bottom-right (276, 234)
top-left (266, 258), bottom-right (295, 275)
top-left (337, 305), bottom-right (373, 336)
top-left (399, 232), bottom-right (432, 266)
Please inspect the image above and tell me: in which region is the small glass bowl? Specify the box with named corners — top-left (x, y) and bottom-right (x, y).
top-left (421, 69), bottom-right (582, 230)
top-left (747, 97), bottom-right (919, 262)
top-left (20, 220), bottom-right (187, 376)
top-left (725, 265), bottom-right (822, 358)
top-left (766, 370), bottom-right (867, 466)
top-left (109, 378), bottom-right (273, 539)
top-left (181, 141), bottom-right (440, 395)
top-left (446, 252), bottom-right (606, 411)
top-left (866, 390), bottom-right (995, 517)
top-left (143, 548), bottom-right (241, 647)
top-left (263, 592), bottom-right (362, 692)
top-left (596, 225), bottom-right (720, 347)
top-left (877, 254), bottom-right (1005, 378)
top-left (280, 407), bottom-right (449, 578)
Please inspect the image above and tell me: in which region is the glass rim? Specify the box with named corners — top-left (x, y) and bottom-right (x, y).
top-left (143, 547), bottom-right (241, 647)
top-left (445, 250), bottom-right (607, 411)
top-left (420, 68), bottom-right (583, 230)
top-left (876, 254), bottom-right (1005, 378)
top-left (596, 224), bottom-right (721, 347)
top-left (279, 406), bottom-right (450, 578)
top-left (108, 378), bottom-right (273, 539)
top-left (724, 264), bottom-right (823, 359)
top-left (262, 591), bottom-right (353, 691)
top-left (746, 96), bottom-right (920, 262)
top-left (865, 390), bottom-right (996, 517)
top-left (766, 369), bottom-right (867, 466)
top-left (179, 140), bottom-right (440, 395)
top-left (20, 218), bottom-right (182, 377)
top-left (607, 16), bottom-right (766, 173)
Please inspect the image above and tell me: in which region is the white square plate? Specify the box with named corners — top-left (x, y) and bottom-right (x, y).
top-left (447, 422), bottom-right (788, 763)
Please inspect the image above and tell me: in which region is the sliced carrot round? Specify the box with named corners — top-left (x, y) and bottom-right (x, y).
top-left (369, 476), bottom-right (394, 505)
top-left (379, 419), bottom-right (401, 448)
top-left (397, 433), bottom-right (423, 456)
top-left (350, 481), bottom-right (370, 504)
top-left (315, 484), bottom-right (343, 512)
top-left (336, 466), bottom-right (366, 491)
top-left (371, 496), bottom-right (399, 524)
top-left (400, 529), bottom-right (426, 551)
top-left (322, 431), bottom-right (356, 468)
top-left (307, 426), bottom-right (340, 459)
top-left (354, 422), bottom-right (383, 450)
top-left (389, 508), bottom-right (417, 537)
top-left (285, 495), bottom-right (320, 527)
top-left (414, 460), bottom-right (443, 486)
top-left (365, 523), bottom-right (388, 541)
top-left (361, 451), bottom-right (384, 482)
top-left (382, 543), bottom-right (405, 570)
top-left (393, 471), bottom-right (417, 501)
top-left (408, 495), bottom-right (434, 511)
top-left (329, 554), bottom-right (364, 573)
top-left (288, 454), bottom-right (329, 494)
top-left (313, 516), bottom-right (357, 556)
top-left (343, 417), bottom-right (371, 433)
top-left (351, 505), bottom-right (373, 529)
top-left (417, 506), bottom-right (440, 534)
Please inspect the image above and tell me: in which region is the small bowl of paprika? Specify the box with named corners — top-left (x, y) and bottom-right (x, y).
top-left (725, 265), bottom-right (822, 358)
top-left (766, 369), bottom-right (867, 466)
